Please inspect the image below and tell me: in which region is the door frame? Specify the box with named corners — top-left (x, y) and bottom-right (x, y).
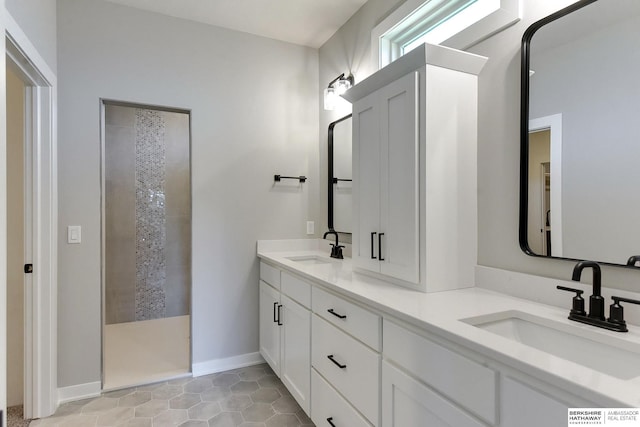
top-left (2, 11), bottom-right (58, 419)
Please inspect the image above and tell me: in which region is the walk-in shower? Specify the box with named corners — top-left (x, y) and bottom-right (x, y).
top-left (102, 102), bottom-right (191, 390)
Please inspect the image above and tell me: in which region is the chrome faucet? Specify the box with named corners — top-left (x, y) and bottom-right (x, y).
top-left (323, 230), bottom-right (344, 259)
top-left (558, 260), bottom-right (640, 332)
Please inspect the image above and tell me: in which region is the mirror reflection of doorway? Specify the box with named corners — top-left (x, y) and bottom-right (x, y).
top-left (528, 129), bottom-right (551, 255)
top-left (528, 113), bottom-right (563, 257)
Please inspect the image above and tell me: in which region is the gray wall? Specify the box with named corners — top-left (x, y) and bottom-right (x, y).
top-left (319, 0), bottom-right (640, 291)
top-left (57, 0), bottom-right (319, 388)
top-left (5, 0), bottom-right (57, 73)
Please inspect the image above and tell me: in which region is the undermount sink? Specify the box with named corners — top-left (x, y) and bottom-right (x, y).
top-left (461, 310), bottom-right (640, 380)
top-left (285, 255), bottom-right (333, 265)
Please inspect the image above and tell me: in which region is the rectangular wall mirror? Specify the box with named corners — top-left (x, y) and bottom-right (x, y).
top-left (327, 114), bottom-right (352, 235)
top-left (520, 0), bottom-right (640, 267)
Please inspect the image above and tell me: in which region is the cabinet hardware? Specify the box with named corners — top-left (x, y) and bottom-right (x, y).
top-left (327, 308), bottom-right (347, 319)
top-left (378, 233), bottom-right (385, 261)
top-left (273, 302), bottom-right (279, 323)
top-left (371, 232), bottom-right (377, 259)
top-left (277, 304), bottom-right (283, 326)
top-left (24, 263), bottom-right (33, 274)
top-left (326, 417), bottom-right (337, 427)
top-left (327, 354), bottom-right (347, 369)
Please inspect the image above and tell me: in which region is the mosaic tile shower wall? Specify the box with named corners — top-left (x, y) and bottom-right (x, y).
top-left (134, 109), bottom-right (167, 321)
top-left (105, 104), bottom-right (191, 325)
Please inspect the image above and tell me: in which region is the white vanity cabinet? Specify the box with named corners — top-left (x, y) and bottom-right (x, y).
top-left (382, 320), bottom-right (496, 426)
top-left (344, 43), bottom-right (487, 292)
top-left (259, 262), bottom-right (282, 374)
top-left (311, 286), bottom-right (381, 427)
top-left (258, 262), bottom-right (311, 414)
top-left (258, 254), bottom-right (602, 427)
top-left (499, 376), bottom-right (571, 427)
top-left (259, 280), bottom-right (281, 374)
top-left (382, 361), bottom-right (487, 427)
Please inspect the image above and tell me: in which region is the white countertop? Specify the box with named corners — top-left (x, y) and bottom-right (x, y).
top-left (258, 243), bottom-right (640, 408)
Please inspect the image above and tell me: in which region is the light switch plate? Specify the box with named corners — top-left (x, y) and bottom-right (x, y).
top-left (306, 221), bottom-right (314, 235)
top-left (68, 225), bottom-right (81, 244)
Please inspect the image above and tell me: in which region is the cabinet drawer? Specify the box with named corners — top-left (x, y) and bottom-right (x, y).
top-left (312, 315), bottom-right (380, 425)
top-left (260, 262), bottom-right (280, 289)
top-left (383, 321), bottom-right (496, 425)
top-left (281, 271), bottom-right (311, 309)
top-left (312, 286), bottom-right (381, 350)
top-left (312, 369), bottom-right (372, 427)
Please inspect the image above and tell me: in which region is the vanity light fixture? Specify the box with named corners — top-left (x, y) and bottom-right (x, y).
top-left (323, 73), bottom-right (354, 110)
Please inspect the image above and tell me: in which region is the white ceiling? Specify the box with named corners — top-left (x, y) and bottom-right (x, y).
top-left (103, 0), bottom-right (368, 48)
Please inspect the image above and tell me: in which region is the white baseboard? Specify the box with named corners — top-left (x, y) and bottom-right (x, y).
top-left (192, 352), bottom-right (264, 377)
top-left (57, 381), bottom-right (102, 404)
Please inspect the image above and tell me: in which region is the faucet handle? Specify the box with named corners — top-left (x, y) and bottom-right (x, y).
top-left (330, 243), bottom-right (345, 259)
top-left (557, 285), bottom-right (586, 317)
top-left (608, 296), bottom-right (640, 332)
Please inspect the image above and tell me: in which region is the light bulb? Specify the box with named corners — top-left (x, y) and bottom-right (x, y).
top-left (324, 87), bottom-right (337, 110)
top-left (335, 78), bottom-right (352, 95)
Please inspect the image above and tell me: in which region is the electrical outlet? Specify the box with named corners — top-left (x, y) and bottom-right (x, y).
top-left (306, 221), bottom-right (314, 235)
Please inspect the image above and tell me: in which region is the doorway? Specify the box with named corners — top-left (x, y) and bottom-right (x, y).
top-left (6, 58), bottom-right (27, 425)
top-left (101, 101), bottom-right (192, 390)
top-left (3, 33), bottom-right (58, 420)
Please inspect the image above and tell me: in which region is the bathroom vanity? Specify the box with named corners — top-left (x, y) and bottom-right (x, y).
top-left (257, 4), bottom-right (640, 426)
top-left (257, 241), bottom-right (640, 427)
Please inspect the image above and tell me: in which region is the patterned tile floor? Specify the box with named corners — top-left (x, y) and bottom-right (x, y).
top-left (30, 364), bottom-right (315, 427)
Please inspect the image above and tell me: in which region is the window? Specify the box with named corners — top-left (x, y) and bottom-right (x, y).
top-left (372, 0), bottom-right (520, 68)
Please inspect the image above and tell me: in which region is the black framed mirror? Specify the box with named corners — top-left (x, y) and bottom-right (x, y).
top-left (520, 0), bottom-right (640, 268)
top-left (327, 114), bottom-right (352, 235)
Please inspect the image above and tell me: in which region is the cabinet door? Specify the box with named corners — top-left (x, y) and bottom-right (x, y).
top-left (500, 376), bottom-right (568, 427)
top-left (280, 294), bottom-right (311, 415)
top-left (382, 361), bottom-right (486, 427)
top-left (259, 280), bottom-right (281, 376)
top-left (379, 72), bottom-right (420, 284)
top-left (352, 89), bottom-right (382, 273)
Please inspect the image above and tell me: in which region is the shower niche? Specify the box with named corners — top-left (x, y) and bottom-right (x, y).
top-left (102, 102), bottom-right (191, 390)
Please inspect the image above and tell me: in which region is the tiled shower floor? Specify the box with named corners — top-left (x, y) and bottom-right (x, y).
top-left (30, 364), bottom-right (315, 427)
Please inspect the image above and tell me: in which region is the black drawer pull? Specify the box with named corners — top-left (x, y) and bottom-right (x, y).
top-left (277, 304), bottom-right (283, 326)
top-left (273, 302), bottom-right (278, 323)
top-left (327, 308), bottom-right (347, 319)
top-left (327, 355), bottom-right (347, 369)
top-left (370, 232), bottom-right (377, 259)
top-left (327, 417), bottom-right (336, 427)
top-left (378, 232), bottom-right (385, 261)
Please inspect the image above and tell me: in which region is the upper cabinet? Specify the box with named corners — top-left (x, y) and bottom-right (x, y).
top-left (352, 71), bottom-right (420, 284)
top-left (343, 43), bottom-right (487, 292)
